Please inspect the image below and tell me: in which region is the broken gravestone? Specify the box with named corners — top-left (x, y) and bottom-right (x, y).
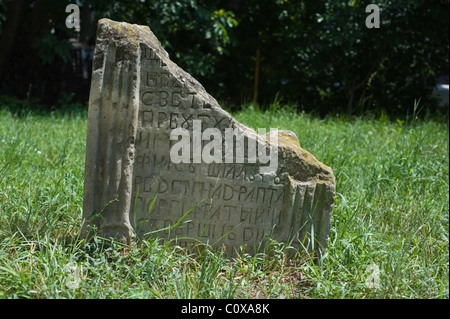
top-left (81, 19), bottom-right (336, 255)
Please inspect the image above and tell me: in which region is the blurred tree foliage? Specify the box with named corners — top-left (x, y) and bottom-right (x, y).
top-left (87, 0), bottom-right (238, 95)
top-left (0, 0), bottom-right (448, 116)
top-left (0, 0), bottom-right (79, 105)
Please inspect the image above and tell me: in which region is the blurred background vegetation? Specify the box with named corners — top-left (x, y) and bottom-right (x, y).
top-left (0, 0), bottom-right (448, 116)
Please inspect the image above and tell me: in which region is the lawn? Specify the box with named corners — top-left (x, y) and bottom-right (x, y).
top-left (0, 103), bottom-right (448, 299)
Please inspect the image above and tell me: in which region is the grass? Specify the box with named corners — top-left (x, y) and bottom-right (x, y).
top-left (0, 102), bottom-right (448, 299)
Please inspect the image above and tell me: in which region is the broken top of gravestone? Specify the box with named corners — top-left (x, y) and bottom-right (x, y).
top-left (81, 19), bottom-right (336, 255)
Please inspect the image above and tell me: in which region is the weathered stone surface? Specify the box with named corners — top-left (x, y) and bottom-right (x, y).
top-left (82, 19), bottom-right (336, 255)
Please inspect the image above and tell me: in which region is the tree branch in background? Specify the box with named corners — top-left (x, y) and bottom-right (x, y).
top-left (347, 51), bottom-right (383, 114)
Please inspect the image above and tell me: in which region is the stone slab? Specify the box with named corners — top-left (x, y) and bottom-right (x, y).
top-left (81, 19), bottom-right (336, 255)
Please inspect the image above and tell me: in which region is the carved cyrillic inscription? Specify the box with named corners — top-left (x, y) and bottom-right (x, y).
top-left (129, 44), bottom-right (286, 252)
top-left (82, 19), bottom-right (335, 256)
